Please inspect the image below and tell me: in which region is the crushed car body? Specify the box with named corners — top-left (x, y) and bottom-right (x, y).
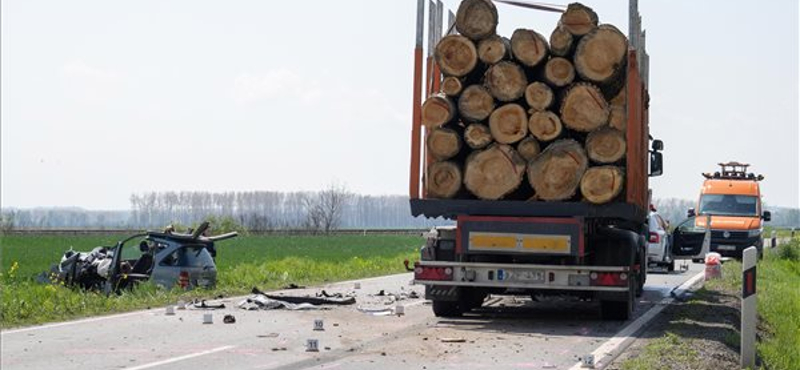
top-left (45, 222), bottom-right (237, 294)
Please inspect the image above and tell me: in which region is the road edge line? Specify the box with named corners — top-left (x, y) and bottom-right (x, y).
top-left (121, 345), bottom-right (235, 370)
top-left (567, 270), bottom-right (705, 370)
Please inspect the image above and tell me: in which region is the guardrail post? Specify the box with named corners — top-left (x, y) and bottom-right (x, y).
top-left (741, 246), bottom-right (757, 369)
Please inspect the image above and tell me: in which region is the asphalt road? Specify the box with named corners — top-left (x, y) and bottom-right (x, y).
top-left (2, 262), bottom-right (704, 370)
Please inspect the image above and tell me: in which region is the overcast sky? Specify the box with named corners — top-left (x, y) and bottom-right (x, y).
top-left (2, 0), bottom-right (798, 210)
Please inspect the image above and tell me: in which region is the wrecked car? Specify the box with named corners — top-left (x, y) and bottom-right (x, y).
top-left (46, 222), bottom-right (237, 294)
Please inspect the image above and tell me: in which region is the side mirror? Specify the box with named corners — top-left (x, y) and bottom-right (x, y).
top-left (763, 211), bottom-right (771, 222)
top-left (651, 139), bottom-right (664, 151)
top-left (687, 208), bottom-right (696, 218)
top-left (649, 151), bottom-right (663, 177)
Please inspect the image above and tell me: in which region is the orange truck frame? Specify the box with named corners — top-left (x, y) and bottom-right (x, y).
top-left (407, 0), bottom-right (664, 320)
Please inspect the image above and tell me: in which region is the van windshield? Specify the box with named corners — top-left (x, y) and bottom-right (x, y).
top-left (698, 194), bottom-right (758, 217)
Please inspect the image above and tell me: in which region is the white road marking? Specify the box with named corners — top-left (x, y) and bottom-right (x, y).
top-left (122, 345), bottom-right (235, 370)
top-left (567, 270), bottom-right (705, 370)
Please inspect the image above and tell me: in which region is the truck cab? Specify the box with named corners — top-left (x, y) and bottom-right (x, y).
top-left (676, 162), bottom-right (770, 260)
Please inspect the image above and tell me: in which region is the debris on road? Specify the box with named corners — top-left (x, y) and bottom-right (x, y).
top-left (440, 338), bottom-right (467, 343)
top-left (193, 300), bottom-right (226, 310)
top-left (223, 314), bottom-right (236, 324)
top-left (252, 287), bottom-right (356, 305)
top-left (257, 333), bottom-right (280, 338)
top-left (282, 283), bottom-right (306, 290)
top-left (356, 306), bottom-right (394, 316)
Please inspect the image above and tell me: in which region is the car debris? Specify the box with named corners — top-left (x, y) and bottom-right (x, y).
top-left (238, 287), bottom-right (356, 311)
top-left (192, 300), bottom-right (226, 310)
top-left (223, 314), bottom-right (236, 324)
top-left (40, 221), bottom-right (238, 294)
top-left (439, 337), bottom-right (467, 343)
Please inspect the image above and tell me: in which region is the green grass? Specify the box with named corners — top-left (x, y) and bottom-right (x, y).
top-left (620, 332), bottom-right (700, 370)
top-left (0, 234), bottom-right (420, 328)
top-left (707, 241), bottom-right (800, 370)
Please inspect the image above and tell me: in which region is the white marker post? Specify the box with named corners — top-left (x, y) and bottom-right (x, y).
top-left (741, 246), bottom-right (757, 369)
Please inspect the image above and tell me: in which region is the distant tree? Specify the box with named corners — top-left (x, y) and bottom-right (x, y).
top-left (0, 210), bottom-right (16, 234)
top-left (303, 183), bottom-right (352, 233)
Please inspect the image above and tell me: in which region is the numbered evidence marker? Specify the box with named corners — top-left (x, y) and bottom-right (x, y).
top-left (306, 339), bottom-right (320, 352)
top-left (313, 319), bottom-right (324, 331)
top-left (581, 354), bottom-right (595, 368)
top-left (203, 313), bottom-right (213, 324)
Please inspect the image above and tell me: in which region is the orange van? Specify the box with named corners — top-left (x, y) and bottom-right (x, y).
top-left (687, 162), bottom-right (771, 259)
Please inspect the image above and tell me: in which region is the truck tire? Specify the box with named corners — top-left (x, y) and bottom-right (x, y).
top-left (636, 247), bottom-right (646, 298)
top-left (432, 300), bottom-right (462, 317)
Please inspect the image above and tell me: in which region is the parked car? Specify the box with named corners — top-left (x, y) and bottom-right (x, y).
top-left (49, 222), bottom-right (237, 294)
top-left (647, 209), bottom-right (675, 271)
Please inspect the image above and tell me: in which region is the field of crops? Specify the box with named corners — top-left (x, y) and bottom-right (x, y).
top-left (0, 234), bottom-right (421, 328)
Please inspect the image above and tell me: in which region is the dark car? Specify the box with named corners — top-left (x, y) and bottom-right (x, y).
top-left (51, 222), bottom-right (237, 294)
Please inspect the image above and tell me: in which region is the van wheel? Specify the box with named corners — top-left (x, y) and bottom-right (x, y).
top-left (667, 259), bottom-right (675, 272)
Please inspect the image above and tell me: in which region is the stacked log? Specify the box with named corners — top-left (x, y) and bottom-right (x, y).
top-left (421, 1), bottom-right (629, 205)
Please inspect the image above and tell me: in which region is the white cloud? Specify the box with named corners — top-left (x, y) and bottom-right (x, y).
top-left (232, 68), bottom-right (323, 105)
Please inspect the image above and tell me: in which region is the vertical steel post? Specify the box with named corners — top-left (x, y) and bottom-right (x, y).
top-left (741, 246), bottom-right (757, 369)
top-left (409, 0), bottom-right (425, 199)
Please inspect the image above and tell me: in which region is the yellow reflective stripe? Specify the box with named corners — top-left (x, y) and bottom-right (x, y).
top-left (470, 235), bottom-right (517, 249)
top-left (522, 236), bottom-right (570, 252)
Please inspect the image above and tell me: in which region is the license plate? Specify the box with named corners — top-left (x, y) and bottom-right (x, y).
top-left (717, 245), bottom-right (737, 251)
top-left (509, 270), bottom-right (545, 282)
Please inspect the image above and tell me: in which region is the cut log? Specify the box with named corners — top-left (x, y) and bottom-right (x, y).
top-left (427, 161), bottom-right (463, 199)
top-left (524, 82), bottom-right (554, 111)
top-left (528, 139), bottom-right (589, 201)
top-left (574, 24), bottom-right (627, 85)
top-left (517, 136), bottom-right (541, 162)
top-left (484, 61), bottom-right (528, 102)
top-left (549, 25), bottom-right (574, 57)
top-left (477, 35), bottom-right (511, 65)
top-left (528, 111), bottom-right (563, 142)
top-left (442, 76), bottom-right (464, 97)
top-left (510, 28), bottom-right (549, 68)
top-left (608, 105), bottom-right (626, 131)
top-left (580, 166), bottom-right (624, 204)
top-left (543, 57), bottom-right (575, 87)
top-left (559, 3), bottom-right (599, 37)
top-left (455, 0), bottom-right (498, 41)
top-left (421, 94), bottom-right (456, 128)
top-left (560, 83), bottom-right (610, 132)
top-left (464, 123), bottom-right (493, 149)
top-left (427, 128), bottom-right (462, 160)
top-left (458, 85), bottom-right (496, 122)
top-left (464, 144), bottom-right (527, 200)
top-left (586, 127), bottom-right (626, 163)
top-left (489, 103), bottom-right (528, 144)
top-left (435, 35), bottom-right (478, 77)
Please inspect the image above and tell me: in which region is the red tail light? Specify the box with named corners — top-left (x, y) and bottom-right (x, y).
top-left (589, 272), bottom-right (628, 287)
top-left (414, 264), bottom-right (454, 281)
top-left (649, 232), bottom-right (660, 243)
top-left (178, 271), bottom-right (189, 289)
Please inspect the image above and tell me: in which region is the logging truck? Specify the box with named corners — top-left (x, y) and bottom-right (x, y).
top-left (409, 0), bottom-right (663, 320)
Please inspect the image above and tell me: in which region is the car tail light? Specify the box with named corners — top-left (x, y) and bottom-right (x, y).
top-left (178, 271), bottom-right (189, 289)
top-left (589, 272), bottom-right (628, 287)
top-left (649, 232), bottom-right (660, 243)
top-left (414, 264), bottom-right (454, 281)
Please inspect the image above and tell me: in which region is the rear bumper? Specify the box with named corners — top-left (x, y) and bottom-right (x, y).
top-left (710, 236), bottom-right (762, 258)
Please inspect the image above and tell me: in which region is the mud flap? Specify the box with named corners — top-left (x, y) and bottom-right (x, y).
top-left (426, 285), bottom-right (460, 302)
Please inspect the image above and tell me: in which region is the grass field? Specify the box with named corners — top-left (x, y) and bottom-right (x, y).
top-left (0, 234), bottom-right (421, 328)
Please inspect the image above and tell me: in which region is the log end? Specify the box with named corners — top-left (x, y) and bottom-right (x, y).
top-left (458, 85), bottom-right (496, 122)
top-left (528, 139), bottom-right (588, 201)
top-left (525, 82), bottom-right (554, 112)
top-left (465, 144), bottom-right (527, 200)
top-left (435, 35), bottom-right (478, 78)
top-left (489, 103), bottom-right (528, 144)
top-left (455, 0), bottom-right (499, 41)
top-left (560, 3), bottom-right (599, 36)
top-left (427, 128), bottom-right (463, 161)
top-left (560, 83), bottom-right (610, 132)
top-left (511, 28), bottom-right (549, 68)
top-left (528, 111), bottom-right (563, 142)
top-left (484, 61), bottom-right (528, 102)
top-left (464, 123), bottom-right (494, 149)
top-left (586, 127), bottom-right (627, 164)
top-left (580, 166), bottom-right (624, 204)
top-left (422, 95), bottom-right (456, 128)
top-left (428, 161), bottom-right (463, 199)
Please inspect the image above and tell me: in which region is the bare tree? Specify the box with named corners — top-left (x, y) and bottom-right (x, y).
top-left (303, 182), bottom-right (352, 233)
top-left (0, 210), bottom-right (16, 234)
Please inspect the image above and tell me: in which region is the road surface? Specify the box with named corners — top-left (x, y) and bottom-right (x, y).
top-left (2, 262), bottom-right (704, 370)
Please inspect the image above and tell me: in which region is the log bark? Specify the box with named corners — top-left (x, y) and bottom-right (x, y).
top-left (549, 25), bottom-right (574, 57)
top-left (608, 105), bottom-right (626, 131)
top-left (427, 128), bottom-right (463, 161)
top-left (586, 127), bottom-right (626, 163)
top-left (517, 136), bottom-right (541, 162)
top-left (528, 139), bottom-right (588, 201)
top-left (525, 82), bottom-right (554, 111)
top-left (574, 25), bottom-right (627, 86)
top-left (543, 57), bottom-right (575, 87)
top-left (421, 94), bottom-right (456, 128)
top-left (477, 35), bottom-right (511, 65)
top-left (580, 166), bottom-right (624, 204)
top-left (464, 144), bottom-right (526, 200)
top-left (441, 76), bottom-right (464, 97)
top-left (464, 123), bottom-right (493, 149)
top-left (528, 111), bottom-right (563, 142)
top-left (458, 85), bottom-right (495, 122)
top-left (560, 83), bottom-right (610, 132)
top-left (435, 35), bottom-right (478, 77)
top-left (559, 3), bottom-right (599, 37)
top-left (427, 161), bottom-right (463, 199)
top-left (510, 28), bottom-right (549, 68)
top-left (489, 103), bottom-right (528, 144)
top-left (455, 0), bottom-right (498, 41)
top-left (484, 61), bottom-right (528, 102)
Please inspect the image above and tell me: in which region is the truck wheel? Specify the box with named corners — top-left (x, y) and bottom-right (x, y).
top-left (432, 300), bottom-right (462, 317)
top-left (635, 251), bottom-right (646, 298)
